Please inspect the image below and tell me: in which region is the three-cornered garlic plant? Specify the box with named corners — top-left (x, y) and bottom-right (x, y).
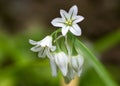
top-left (29, 5), bottom-right (84, 84)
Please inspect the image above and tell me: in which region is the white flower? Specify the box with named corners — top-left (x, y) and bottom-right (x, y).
top-left (71, 55), bottom-right (84, 76)
top-left (54, 52), bottom-right (68, 76)
top-left (51, 5), bottom-right (84, 36)
top-left (29, 36), bottom-right (56, 58)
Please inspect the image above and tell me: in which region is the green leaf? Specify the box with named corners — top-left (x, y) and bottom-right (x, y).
top-left (74, 38), bottom-right (118, 86)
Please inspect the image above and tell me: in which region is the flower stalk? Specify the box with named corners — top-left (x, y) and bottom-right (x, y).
top-left (29, 5), bottom-right (84, 84)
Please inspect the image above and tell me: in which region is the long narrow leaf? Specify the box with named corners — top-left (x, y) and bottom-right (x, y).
top-left (75, 38), bottom-right (118, 86)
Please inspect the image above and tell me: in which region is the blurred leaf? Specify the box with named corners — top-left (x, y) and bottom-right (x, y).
top-left (0, 74), bottom-right (15, 86)
top-left (0, 28), bottom-right (60, 86)
top-left (80, 67), bottom-right (105, 86)
top-left (94, 29), bottom-right (120, 53)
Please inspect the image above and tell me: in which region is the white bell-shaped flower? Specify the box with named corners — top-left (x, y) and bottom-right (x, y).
top-left (71, 55), bottom-right (84, 76)
top-left (54, 52), bottom-right (68, 76)
top-left (51, 5), bottom-right (84, 36)
top-left (29, 36), bottom-right (56, 58)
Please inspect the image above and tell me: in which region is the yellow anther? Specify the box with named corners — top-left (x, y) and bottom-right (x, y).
top-left (65, 20), bottom-right (72, 26)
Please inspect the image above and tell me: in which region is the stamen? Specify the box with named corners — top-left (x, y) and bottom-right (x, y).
top-left (65, 20), bottom-right (73, 26)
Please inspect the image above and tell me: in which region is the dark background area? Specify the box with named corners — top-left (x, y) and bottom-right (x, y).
top-left (0, 0), bottom-right (119, 64)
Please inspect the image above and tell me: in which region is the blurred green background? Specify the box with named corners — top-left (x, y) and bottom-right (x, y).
top-left (0, 0), bottom-right (120, 86)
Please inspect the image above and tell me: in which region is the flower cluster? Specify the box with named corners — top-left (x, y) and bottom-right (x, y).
top-left (29, 5), bottom-right (84, 83)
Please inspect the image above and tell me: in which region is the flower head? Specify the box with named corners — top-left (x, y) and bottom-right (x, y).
top-left (29, 36), bottom-right (56, 58)
top-left (54, 52), bottom-right (68, 76)
top-left (51, 5), bottom-right (84, 36)
top-left (71, 55), bottom-right (84, 76)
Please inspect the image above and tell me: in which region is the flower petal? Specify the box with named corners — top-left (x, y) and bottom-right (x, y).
top-left (71, 57), bottom-right (78, 72)
top-left (71, 55), bottom-right (84, 71)
top-left (47, 53), bottom-right (58, 76)
top-left (69, 5), bottom-right (78, 16)
top-left (50, 59), bottom-right (58, 77)
top-left (51, 18), bottom-right (64, 27)
top-left (29, 39), bottom-right (38, 45)
top-left (62, 26), bottom-right (69, 36)
top-left (30, 45), bottom-right (42, 52)
top-left (60, 9), bottom-right (69, 21)
top-left (70, 24), bottom-right (81, 36)
top-left (40, 36), bottom-right (52, 47)
top-left (77, 55), bottom-right (84, 69)
top-left (54, 52), bottom-right (68, 76)
top-left (38, 48), bottom-right (47, 58)
top-left (47, 49), bottom-right (53, 59)
top-left (73, 15), bottom-right (84, 24)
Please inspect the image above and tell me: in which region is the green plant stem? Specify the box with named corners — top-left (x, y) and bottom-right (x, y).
top-left (51, 29), bottom-right (61, 37)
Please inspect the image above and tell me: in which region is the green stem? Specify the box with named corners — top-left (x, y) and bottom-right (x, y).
top-left (54, 35), bottom-right (63, 43)
top-left (51, 29), bottom-right (61, 37)
top-left (65, 35), bottom-right (71, 62)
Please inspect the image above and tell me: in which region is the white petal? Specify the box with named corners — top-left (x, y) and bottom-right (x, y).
top-left (46, 51), bottom-right (57, 76)
top-left (73, 15), bottom-right (84, 23)
top-left (47, 50), bottom-right (53, 59)
top-left (71, 55), bottom-right (84, 75)
top-left (40, 36), bottom-right (52, 47)
top-left (70, 24), bottom-right (81, 36)
top-left (62, 26), bottom-right (69, 36)
top-left (29, 39), bottom-right (38, 45)
top-left (38, 48), bottom-right (47, 58)
top-left (71, 57), bottom-right (78, 72)
top-left (55, 52), bottom-right (68, 76)
top-left (30, 45), bottom-right (42, 52)
top-left (51, 18), bottom-right (64, 27)
top-left (60, 9), bottom-right (69, 21)
top-left (77, 56), bottom-right (84, 68)
top-left (50, 59), bottom-right (58, 77)
top-left (69, 5), bottom-right (78, 16)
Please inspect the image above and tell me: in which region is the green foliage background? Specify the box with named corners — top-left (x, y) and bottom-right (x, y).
top-left (0, 27), bottom-right (120, 86)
